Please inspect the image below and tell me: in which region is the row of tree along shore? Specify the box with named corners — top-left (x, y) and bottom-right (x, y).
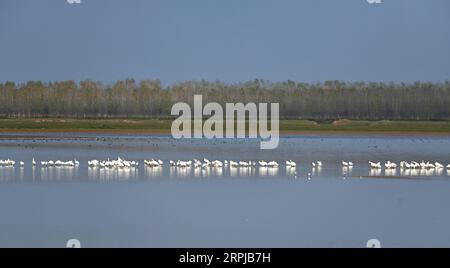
top-left (1, 79), bottom-right (449, 121)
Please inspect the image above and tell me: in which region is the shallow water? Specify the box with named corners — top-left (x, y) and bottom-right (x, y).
top-left (0, 133), bottom-right (450, 247)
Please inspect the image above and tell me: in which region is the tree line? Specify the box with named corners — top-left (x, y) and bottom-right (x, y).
top-left (0, 79), bottom-right (449, 120)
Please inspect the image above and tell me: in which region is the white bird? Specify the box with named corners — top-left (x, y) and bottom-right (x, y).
top-left (435, 162), bottom-right (444, 169)
top-left (385, 161), bottom-right (397, 169)
top-left (400, 161), bottom-right (411, 169)
top-left (176, 160), bottom-right (189, 167)
top-left (145, 159), bottom-right (160, 167)
top-left (447, 164), bottom-right (450, 169)
top-left (32, 158), bottom-right (36, 166)
top-left (229, 160), bottom-right (239, 167)
top-left (369, 161), bottom-right (381, 169)
top-left (342, 161), bottom-right (349, 167)
top-left (259, 160), bottom-right (268, 167)
top-left (267, 161), bottom-right (279, 167)
top-left (239, 161), bottom-right (249, 167)
top-left (88, 160), bottom-right (99, 167)
top-left (286, 160), bottom-right (296, 167)
top-left (193, 159), bottom-right (202, 167)
top-left (411, 161), bottom-right (420, 169)
top-left (19, 161), bottom-right (24, 166)
top-left (7, 159), bottom-right (15, 166)
top-left (212, 160), bottom-right (223, 167)
top-left (420, 161), bottom-right (427, 169)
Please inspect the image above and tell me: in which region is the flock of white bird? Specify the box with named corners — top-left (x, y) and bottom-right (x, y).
top-left (166, 159), bottom-right (297, 169)
top-left (40, 158), bottom-right (79, 167)
top-left (1, 157), bottom-right (450, 172)
top-left (0, 157), bottom-right (290, 170)
top-left (368, 160), bottom-right (450, 170)
top-left (88, 157), bottom-right (139, 168)
top-left (0, 159), bottom-right (22, 167)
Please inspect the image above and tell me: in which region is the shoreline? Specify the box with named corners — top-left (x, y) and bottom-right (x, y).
top-left (1, 128), bottom-right (450, 139)
top-left (2, 118), bottom-right (450, 138)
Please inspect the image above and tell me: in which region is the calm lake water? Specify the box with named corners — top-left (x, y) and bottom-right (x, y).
top-left (0, 133), bottom-right (450, 247)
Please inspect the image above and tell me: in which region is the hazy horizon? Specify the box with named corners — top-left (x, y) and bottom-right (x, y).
top-left (1, 0), bottom-right (450, 84)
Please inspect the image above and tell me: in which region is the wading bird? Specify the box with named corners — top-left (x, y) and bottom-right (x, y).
top-left (286, 160), bottom-right (296, 167)
top-left (369, 161), bottom-right (382, 169)
top-left (385, 161), bottom-right (397, 169)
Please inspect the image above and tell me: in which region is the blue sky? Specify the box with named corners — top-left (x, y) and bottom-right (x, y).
top-left (1, 0), bottom-right (449, 84)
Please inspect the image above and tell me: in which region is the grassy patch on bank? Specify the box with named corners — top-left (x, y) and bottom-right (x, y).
top-left (0, 119), bottom-right (172, 132)
top-left (1, 118), bottom-right (450, 134)
top-left (280, 119), bottom-right (450, 133)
